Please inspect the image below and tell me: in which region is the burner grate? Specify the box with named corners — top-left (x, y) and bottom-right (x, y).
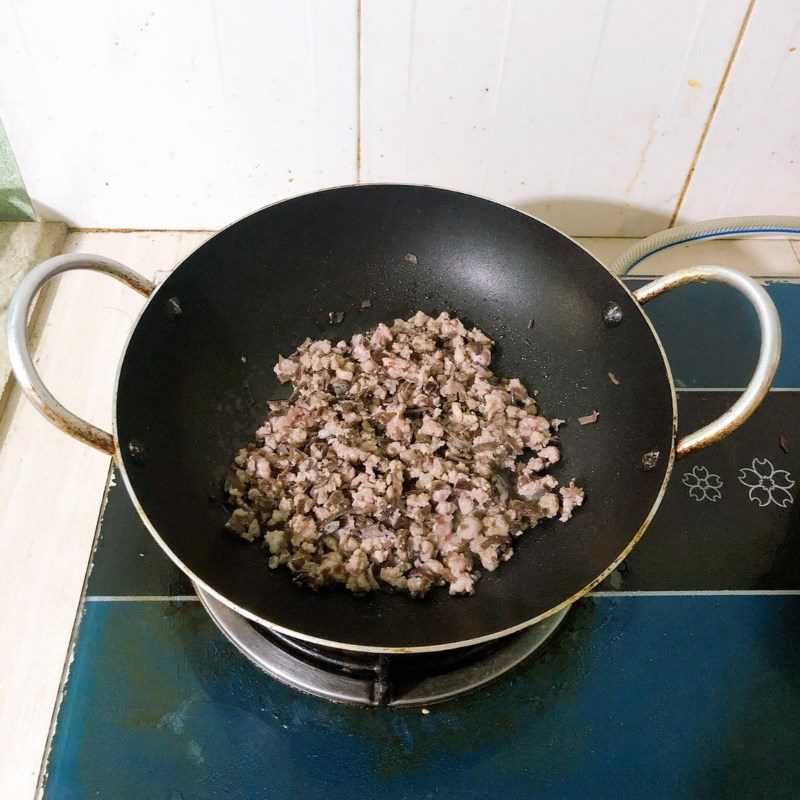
top-left (196, 585), bottom-right (568, 707)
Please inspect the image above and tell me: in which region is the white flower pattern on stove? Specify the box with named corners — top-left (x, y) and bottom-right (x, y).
top-left (682, 466), bottom-right (723, 502)
top-left (737, 458), bottom-right (795, 508)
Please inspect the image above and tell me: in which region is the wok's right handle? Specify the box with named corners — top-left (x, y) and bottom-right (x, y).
top-left (632, 266), bottom-right (781, 459)
top-left (7, 254), bottom-right (156, 455)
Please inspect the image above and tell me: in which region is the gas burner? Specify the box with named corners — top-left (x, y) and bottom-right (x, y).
top-left (196, 585), bottom-right (568, 707)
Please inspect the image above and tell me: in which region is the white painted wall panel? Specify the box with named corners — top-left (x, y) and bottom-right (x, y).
top-left (0, 1), bottom-right (358, 228)
top-left (361, 0), bottom-right (750, 236)
top-left (678, 0), bottom-right (800, 221)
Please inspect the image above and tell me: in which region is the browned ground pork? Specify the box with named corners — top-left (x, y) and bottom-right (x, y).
top-left (225, 312), bottom-right (584, 598)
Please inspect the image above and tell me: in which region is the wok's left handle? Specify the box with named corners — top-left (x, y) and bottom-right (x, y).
top-left (7, 253), bottom-right (156, 456)
top-left (633, 266), bottom-right (781, 459)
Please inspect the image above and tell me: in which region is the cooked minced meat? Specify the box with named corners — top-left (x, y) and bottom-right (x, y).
top-left (225, 311), bottom-right (584, 598)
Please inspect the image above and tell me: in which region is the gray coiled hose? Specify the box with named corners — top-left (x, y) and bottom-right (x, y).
top-left (609, 216), bottom-right (800, 276)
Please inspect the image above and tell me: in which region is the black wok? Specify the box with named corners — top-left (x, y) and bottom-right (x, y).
top-left (8, 185), bottom-right (780, 652)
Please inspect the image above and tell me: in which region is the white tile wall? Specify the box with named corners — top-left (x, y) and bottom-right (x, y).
top-left (0, 1), bottom-right (358, 229)
top-left (678, 0), bottom-right (800, 222)
top-left (1, 0), bottom-right (800, 234)
top-left (360, 0), bottom-right (750, 236)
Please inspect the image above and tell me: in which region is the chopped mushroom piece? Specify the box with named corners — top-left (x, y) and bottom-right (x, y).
top-left (578, 410), bottom-right (600, 425)
top-left (329, 311), bottom-right (345, 324)
top-left (641, 450), bottom-right (660, 471)
top-left (225, 312), bottom-right (584, 597)
top-left (404, 253), bottom-right (418, 264)
top-left (608, 372), bottom-right (619, 385)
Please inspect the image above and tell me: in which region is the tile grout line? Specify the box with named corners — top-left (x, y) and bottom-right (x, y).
top-left (355, 0), bottom-right (362, 183)
top-left (668, 0), bottom-right (757, 227)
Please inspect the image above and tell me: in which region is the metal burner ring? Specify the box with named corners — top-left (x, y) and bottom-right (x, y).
top-left (196, 584), bottom-right (569, 707)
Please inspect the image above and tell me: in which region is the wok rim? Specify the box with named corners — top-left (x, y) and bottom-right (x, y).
top-left (112, 183), bottom-right (678, 654)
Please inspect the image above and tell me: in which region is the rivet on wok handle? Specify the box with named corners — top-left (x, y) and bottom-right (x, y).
top-left (128, 440), bottom-right (148, 466)
top-left (632, 266), bottom-right (782, 459)
top-left (6, 253), bottom-right (156, 457)
top-left (603, 302), bottom-right (623, 327)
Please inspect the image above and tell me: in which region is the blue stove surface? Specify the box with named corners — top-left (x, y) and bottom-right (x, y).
top-left (48, 596), bottom-right (800, 800)
top-left (42, 278), bottom-right (800, 799)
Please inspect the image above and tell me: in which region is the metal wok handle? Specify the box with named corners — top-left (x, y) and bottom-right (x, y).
top-left (7, 254), bottom-right (155, 455)
top-left (632, 266), bottom-right (781, 459)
